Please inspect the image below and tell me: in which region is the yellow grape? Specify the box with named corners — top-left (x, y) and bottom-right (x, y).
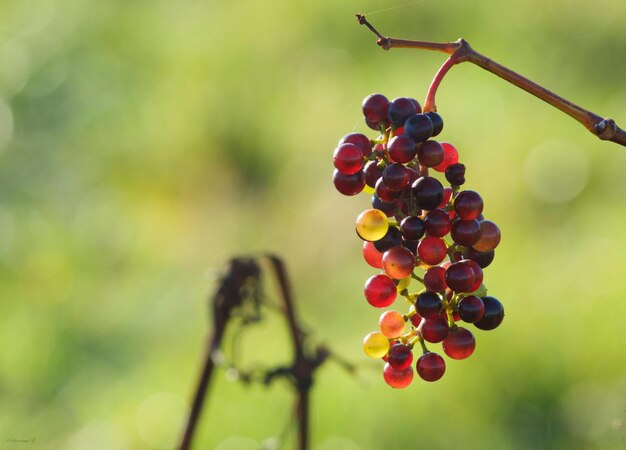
top-left (363, 331), bottom-right (390, 358)
top-left (379, 310), bottom-right (405, 338)
top-left (355, 209), bottom-right (389, 242)
top-left (363, 184), bottom-right (375, 195)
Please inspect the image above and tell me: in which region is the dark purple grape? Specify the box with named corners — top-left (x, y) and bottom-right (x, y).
top-left (417, 141), bottom-right (444, 168)
top-left (372, 195), bottom-right (396, 217)
top-left (425, 112), bottom-right (444, 136)
top-left (404, 114), bottom-right (433, 142)
top-left (445, 261), bottom-right (476, 293)
top-left (388, 97), bottom-right (418, 126)
top-left (366, 118), bottom-right (387, 131)
top-left (364, 161), bottom-right (384, 188)
top-left (388, 135), bottom-right (417, 163)
top-left (387, 344), bottom-right (413, 370)
top-left (406, 167), bottom-right (420, 183)
top-left (415, 291), bottom-right (442, 319)
top-left (382, 163), bottom-right (410, 191)
top-left (474, 296), bottom-right (504, 330)
top-left (424, 266), bottom-right (447, 292)
top-left (400, 216), bottom-right (425, 240)
top-left (375, 177), bottom-right (401, 202)
top-left (373, 226), bottom-right (403, 253)
top-left (458, 295), bottom-right (485, 323)
top-left (401, 239), bottom-right (419, 254)
top-left (362, 93), bottom-right (389, 123)
top-left (339, 132), bottom-right (372, 157)
top-left (451, 219), bottom-right (481, 246)
top-left (466, 248), bottom-right (495, 268)
top-left (409, 98), bottom-right (422, 113)
top-left (424, 208), bottom-right (452, 237)
top-left (445, 163), bottom-right (466, 186)
top-left (333, 169), bottom-right (365, 196)
top-left (412, 176), bottom-right (444, 211)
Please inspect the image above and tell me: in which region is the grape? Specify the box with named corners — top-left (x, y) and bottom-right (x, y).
top-left (363, 331), bottom-right (390, 358)
top-left (406, 166), bottom-right (420, 184)
top-left (433, 142), bottom-right (459, 172)
top-left (424, 266), bottom-right (447, 292)
top-left (372, 195), bottom-right (397, 217)
top-left (463, 259), bottom-right (484, 292)
top-left (442, 327), bottom-right (476, 360)
top-left (387, 343), bottom-right (414, 370)
top-left (415, 291), bottom-right (442, 319)
top-left (445, 163), bottom-right (466, 186)
top-left (333, 169), bottom-right (365, 196)
top-left (388, 97), bottom-right (418, 126)
top-left (339, 132), bottom-right (372, 157)
top-left (451, 219), bottom-right (481, 247)
top-left (421, 317), bottom-right (449, 343)
top-left (333, 143), bottom-right (364, 175)
top-left (379, 310), bottom-right (406, 338)
top-left (445, 261), bottom-right (476, 293)
top-left (417, 140), bottom-right (444, 167)
top-left (393, 126), bottom-right (405, 137)
top-left (424, 208), bottom-right (452, 237)
top-left (373, 226), bottom-right (403, 253)
top-left (388, 135), bottom-right (417, 163)
top-left (473, 220), bottom-right (501, 252)
top-left (417, 236), bottom-right (447, 265)
top-left (364, 161), bottom-right (384, 188)
top-left (438, 186), bottom-right (453, 209)
top-left (410, 312), bottom-right (423, 327)
top-left (401, 239), bottom-right (419, 254)
top-left (382, 163), bottom-right (410, 191)
top-left (362, 241), bottom-right (383, 269)
top-left (474, 296), bottom-right (505, 330)
top-left (404, 114), bottom-right (433, 142)
top-left (362, 93), bottom-right (389, 124)
top-left (416, 352), bottom-right (446, 382)
top-left (355, 209), bottom-right (389, 242)
top-left (375, 177), bottom-right (401, 202)
top-left (364, 274), bottom-right (397, 308)
top-left (400, 216), bottom-right (425, 240)
top-left (425, 112), bottom-right (444, 136)
top-left (412, 176), bottom-right (444, 210)
top-left (408, 98), bottom-right (422, 113)
top-left (382, 246), bottom-right (415, 280)
top-left (454, 190), bottom-right (484, 220)
top-left (383, 363), bottom-right (414, 389)
top-left (458, 295), bottom-right (485, 323)
top-left (466, 247), bottom-right (495, 268)
top-left (366, 118), bottom-right (385, 131)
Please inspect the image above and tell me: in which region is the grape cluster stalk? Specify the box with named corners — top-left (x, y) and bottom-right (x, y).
top-left (333, 94), bottom-right (505, 387)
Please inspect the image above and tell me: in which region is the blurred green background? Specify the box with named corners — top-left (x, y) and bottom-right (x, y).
top-left (1, 0), bottom-right (626, 449)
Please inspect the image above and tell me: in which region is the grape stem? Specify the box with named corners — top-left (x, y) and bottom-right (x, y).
top-left (356, 14), bottom-right (626, 147)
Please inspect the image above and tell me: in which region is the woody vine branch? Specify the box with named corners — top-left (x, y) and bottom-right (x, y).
top-left (356, 14), bottom-right (626, 147)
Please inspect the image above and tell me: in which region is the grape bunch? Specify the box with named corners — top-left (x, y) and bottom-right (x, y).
top-left (332, 94), bottom-right (505, 387)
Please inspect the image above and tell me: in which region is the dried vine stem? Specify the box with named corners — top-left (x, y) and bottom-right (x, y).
top-left (178, 255), bottom-right (343, 450)
top-left (356, 14), bottom-right (626, 147)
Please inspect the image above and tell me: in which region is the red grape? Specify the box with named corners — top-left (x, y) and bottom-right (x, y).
top-left (364, 274), bottom-right (397, 308)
